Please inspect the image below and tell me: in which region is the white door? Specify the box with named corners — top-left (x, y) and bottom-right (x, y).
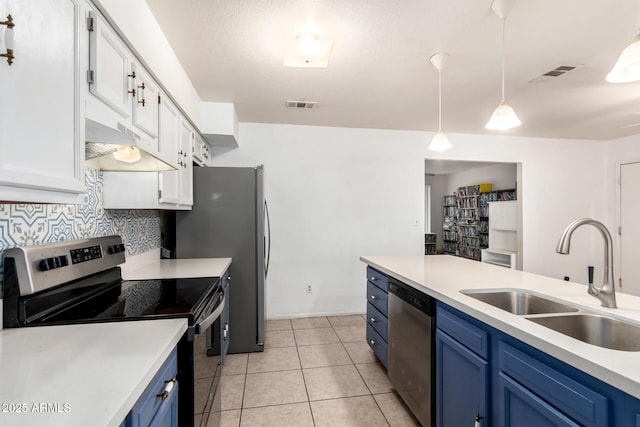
top-left (620, 162), bottom-right (640, 296)
top-left (88, 11), bottom-right (131, 117)
top-left (158, 95), bottom-right (180, 204)
top-left (0, 0), bottom-right (84, 196)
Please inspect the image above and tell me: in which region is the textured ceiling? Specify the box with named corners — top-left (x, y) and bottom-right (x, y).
top-left (145, 0), bottom-right (640, 140)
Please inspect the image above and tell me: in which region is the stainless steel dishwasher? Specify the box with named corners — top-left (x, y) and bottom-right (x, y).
top-left (388, 277), bottom-right (435, 427)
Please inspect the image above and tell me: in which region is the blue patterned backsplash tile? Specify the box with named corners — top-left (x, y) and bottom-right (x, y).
top-left (0, 169), bottom-right (160, 296)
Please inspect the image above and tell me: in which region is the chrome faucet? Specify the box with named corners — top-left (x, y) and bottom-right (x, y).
top-left (556, 218), bottom-right (617, 308)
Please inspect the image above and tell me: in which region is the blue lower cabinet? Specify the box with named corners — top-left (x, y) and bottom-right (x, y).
top-left (127, 348), bottom-right (179, 427)
top-left (436, 302), bottom-right (640, 427)
top-left (498, 372), bottom-right (579, 427)
top-left (365, 267), bottom-right (389, 368)
top-left (436, 329), bottom-right (489, 427)
top-left (220, 272), bottom-right (231, 363)
top-left (366, 322), bottom-right (388, 368)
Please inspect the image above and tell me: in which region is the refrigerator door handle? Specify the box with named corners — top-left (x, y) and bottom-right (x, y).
top-left (264, 199), bottom-right (271, 278)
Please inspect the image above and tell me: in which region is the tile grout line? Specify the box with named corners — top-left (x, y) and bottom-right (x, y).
top-left (331, 318), bottom-right (393, 427)
top-left (294, 333), bottom-right (316, 427)
top-left (237, 352), bottom-right (250, 426)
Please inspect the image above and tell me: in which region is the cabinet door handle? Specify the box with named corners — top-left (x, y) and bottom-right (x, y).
top-left (156, 377), bottom-right (177, 401)
top-left (475, 413), bottom-right (482, 427)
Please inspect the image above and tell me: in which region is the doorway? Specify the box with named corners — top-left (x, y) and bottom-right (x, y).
top-left (619, 162), bottom-right (640, 296)
top-left (425, 159), bottom-right (522, 269)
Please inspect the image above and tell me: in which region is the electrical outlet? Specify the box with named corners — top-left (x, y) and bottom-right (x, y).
top-left (306, 284), bottom-right (313, 293)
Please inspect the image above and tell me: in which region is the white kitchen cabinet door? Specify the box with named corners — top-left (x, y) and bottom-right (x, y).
top-left (88, 11), bottom-right (132, 118)
top-left (131, 62), bottom-right (160, 139)
top-left (0, 0), bottom-right (84, 202)
top-left (158, 94), bottom-right (180, 204)
top-left (179, 119), bottom-right (194, 206)
top-left (192, 132), bottom-right (204, 165)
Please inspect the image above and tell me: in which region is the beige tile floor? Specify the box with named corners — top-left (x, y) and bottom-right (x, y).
top-left (204, 314), bottom-right (420, 427)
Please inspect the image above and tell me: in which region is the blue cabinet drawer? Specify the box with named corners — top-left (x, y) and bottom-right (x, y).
top-left (436, 303), bottom-right (488, 359)
top-left (367, 322), bottom-right (388, 368)
top-left (498, 341), bottom-right (608, 427)
top-left (127, 349), bottom-right (178, 427)
top-left (367, 266), bottom-right (388, 292)
top-left (367, 302), bottom-right (388, 341)
top-left (367, 281), bottom-right (388, 315)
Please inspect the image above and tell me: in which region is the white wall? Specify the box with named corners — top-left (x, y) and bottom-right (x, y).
top-left (210, 122), bottom-right (608, 318)
top-left (444, 164), bottom-right (517, 194)
top-left (95, 0), bottom-right (202, 128)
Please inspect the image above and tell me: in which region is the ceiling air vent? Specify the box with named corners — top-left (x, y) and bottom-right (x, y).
top-left (529, 65), bottom-right (580, 83)
top-left (286, 100), bottom-right (316, 109)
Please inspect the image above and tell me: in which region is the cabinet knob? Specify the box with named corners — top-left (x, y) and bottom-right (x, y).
top-left (370, 276), bottom-right (376, 281)
top-left (475, 413), bottom-right (482, 427)
top-left (370, 317), bottom-right (376, 323)
top-left (369, 339), bottom-right (376, 345)
top-left (370, 295), bottom-right (377, 300)
top-left (227, 276), bottom-right (231, 281)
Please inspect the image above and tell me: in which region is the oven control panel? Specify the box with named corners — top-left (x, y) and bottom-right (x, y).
top-left (2, 235), bottom-right (126, 296)
top-left (70, 245), bottom-right (103, 264)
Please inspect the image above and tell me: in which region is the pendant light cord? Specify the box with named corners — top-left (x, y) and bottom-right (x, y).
top-left (501, 17), bottom-right (506, 101)
top-left (438, 67), bottom-right (443, 130)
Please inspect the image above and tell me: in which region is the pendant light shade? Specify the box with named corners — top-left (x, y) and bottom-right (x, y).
top-left (607, 33), bottom-right (640, 83)
top-left (486, 100), bottom-right (521, 130)
top-left (428, 52), bottom-right (452, 152)
top-left (429, 130), bottom-right (452, 152)
top-left (486, 0), bottom-right (521, 130)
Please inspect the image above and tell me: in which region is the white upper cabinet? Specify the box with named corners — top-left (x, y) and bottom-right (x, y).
top-left (192, 133), bottom-right (210, 166)
top-left (88, 10), bottom-right (132, 118)
top-left (131, 62), bottom-right (160, 139)
top-left (178, 119), bottom-right (193, 206)
top-left (158, 94), bottom-right (181, 205)
top-left (0, 0), bottom-right (85, 203)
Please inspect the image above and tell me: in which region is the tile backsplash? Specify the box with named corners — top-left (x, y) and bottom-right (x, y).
top-left (0, 169), bottom-right (160, 295)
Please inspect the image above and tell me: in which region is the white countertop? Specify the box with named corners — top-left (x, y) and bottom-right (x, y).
top-left (122, 258), bottom-right (232, 281)
top-left (361, 254), bottom-right (640, 399)
top-left (0, 319), bottom-right (187, 427)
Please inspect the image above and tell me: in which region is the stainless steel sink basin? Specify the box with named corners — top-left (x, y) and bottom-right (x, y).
top-left (461, 290), bottom-right (579, 315)
top-left (529, 314), bottom-right (640, 351)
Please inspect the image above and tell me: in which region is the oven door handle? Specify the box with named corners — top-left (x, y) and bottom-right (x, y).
top-left (195, 293), bottom-right (225, 335)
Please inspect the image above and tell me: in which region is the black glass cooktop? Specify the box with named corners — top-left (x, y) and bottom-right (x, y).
top-left (20, 274), bottom-right (220, 326)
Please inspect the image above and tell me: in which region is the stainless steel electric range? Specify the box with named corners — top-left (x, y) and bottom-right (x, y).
top-left (2, 235), bottom-right (224, 427)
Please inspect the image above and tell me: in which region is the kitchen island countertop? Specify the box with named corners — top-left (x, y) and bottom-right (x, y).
top-left (361, 254), bottom-right (640, 399)
top-left (0, 318), bottom-right (187, 427)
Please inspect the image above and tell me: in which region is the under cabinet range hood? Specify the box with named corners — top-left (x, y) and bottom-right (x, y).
top-left (85, 119), bottom-right (178, 171)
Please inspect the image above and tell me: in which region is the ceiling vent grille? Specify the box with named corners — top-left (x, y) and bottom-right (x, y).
top-left (286, 100), bottom-right (316, 109)
top-left (529, 65), bottom-right (580, 83)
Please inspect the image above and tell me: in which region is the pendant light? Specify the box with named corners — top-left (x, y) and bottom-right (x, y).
top-left (607, 1), bottom-right (640, 82)
top-left (428, 52), bottom-right (452, 152)
top-left (486, 0), bottom-right (521, 130)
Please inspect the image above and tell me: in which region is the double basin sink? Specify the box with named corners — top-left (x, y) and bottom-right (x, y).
top-left (461, 289), bottom-right (640, 351)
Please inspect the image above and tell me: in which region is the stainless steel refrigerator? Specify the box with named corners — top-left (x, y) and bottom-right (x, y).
top-left (175, 166), bottom-right (269, 354)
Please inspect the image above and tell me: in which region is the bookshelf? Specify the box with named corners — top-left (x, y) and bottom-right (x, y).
top-left (456, 184), bottom-right (492, 261)
top-left (442, 194), bottom-right (458, 255)
top-left (425, 233), bottom-right (437, 255)
top-left (442, 185), bottom-right (517, 262)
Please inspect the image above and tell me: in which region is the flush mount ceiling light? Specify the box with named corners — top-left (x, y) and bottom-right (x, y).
top-left (486, 0), bottom-right (521, 130)
top-left (428, 52), bottom-right (452, 152)
top-left (284, 33), bottom-right (334, 68)
top-left (607, 2), bottom-right (640, 83)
